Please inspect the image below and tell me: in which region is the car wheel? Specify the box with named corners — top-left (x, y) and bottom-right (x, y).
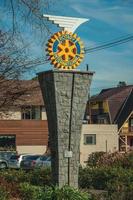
top-left (0, 162), bottom-right (7, 169)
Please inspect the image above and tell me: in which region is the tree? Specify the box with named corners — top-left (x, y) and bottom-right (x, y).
top-left (0, 30), bottom-right (45, 109)
top-left (1, 0), bottom-right (53, 43)
top-left (0, 0), bottom-right (53, 108)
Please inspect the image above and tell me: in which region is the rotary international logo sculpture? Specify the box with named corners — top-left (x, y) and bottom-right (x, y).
top-left (47, 31), bottom-right (84, 69)
top-left (43, 15), bottom-right (89, 70)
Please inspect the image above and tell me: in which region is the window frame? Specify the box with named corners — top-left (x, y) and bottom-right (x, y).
top-left (21, 106), bottom-right (42, 120)
top-left (0, 135), bottom-right (16, 150)
top-left (84, 134), bottom-right (96, 145)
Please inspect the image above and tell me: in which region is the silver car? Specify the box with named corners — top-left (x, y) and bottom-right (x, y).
top-left (0, 151), bottom-right (16, 169)
top-left (0, 159), bottom-right (8, 169)
top-left (35, 156), bottom-right (51, 168)
top-left (20, 155), bottom-right (41, 169)
top-left (8, 154), bottom-right (31, 169)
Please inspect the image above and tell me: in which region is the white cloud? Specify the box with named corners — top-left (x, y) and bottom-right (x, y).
top-left (71, 2), bottom-right (133, 32)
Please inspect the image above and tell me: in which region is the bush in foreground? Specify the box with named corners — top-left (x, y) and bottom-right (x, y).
top-left (79, 166), bottom-right (133, 190)
top-left (0, 186), bottom-right (9, 200)
top-left (19, 183), bottom-right (91, 200)
top-left (79, 166), bottom-right (133, 200)
top-left (87, 151), bottom-right (106, 167)
top-left (0, 167), bottom-right (52, 186)
top-left (87, 151), bottom-right (133, 169)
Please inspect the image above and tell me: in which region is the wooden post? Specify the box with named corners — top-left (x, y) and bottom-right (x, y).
top-left (125, 135), bottom-right (128, 152)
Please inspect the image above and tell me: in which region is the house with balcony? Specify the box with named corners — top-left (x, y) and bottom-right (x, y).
top-left (86, 85), bottom-right (133, 152)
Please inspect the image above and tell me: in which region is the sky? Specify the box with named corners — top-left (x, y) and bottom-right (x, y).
top-left (0, 0), bottom-right (133, 94)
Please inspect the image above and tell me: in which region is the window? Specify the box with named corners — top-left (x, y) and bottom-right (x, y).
top-left (21, 106), bottom-right (41, 120)
top-left (130, 118), bottom-right (133, 126)
top-left (98, 118), bottom-right (105, 124)
top-left (98, 102), bottom-right (103, 114)
top-left (84, 134), bottom-right (96, 145)
top-left (98, 118), bottom-right (108, 124)
top-left (0, 135), bottom-right (16, 151)
top-left (130, 118), bottom-right (133, 131)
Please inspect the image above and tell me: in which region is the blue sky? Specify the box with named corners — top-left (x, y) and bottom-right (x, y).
top-left (1, 0), bottom-right (133, 94)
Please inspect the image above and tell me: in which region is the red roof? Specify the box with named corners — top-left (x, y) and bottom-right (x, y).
top-left (90, 85), bottom-right (133, 102)
top-left (90, 85), bottom-right (133, 124)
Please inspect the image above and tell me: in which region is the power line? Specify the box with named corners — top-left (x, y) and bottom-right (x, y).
top-left (85, 35), bottom-right (133, 53)
top-left (85, 34), bottom-right (132, 49)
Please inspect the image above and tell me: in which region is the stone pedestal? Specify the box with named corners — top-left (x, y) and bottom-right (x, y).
top-left (38, 70), bottom-right (93, 188)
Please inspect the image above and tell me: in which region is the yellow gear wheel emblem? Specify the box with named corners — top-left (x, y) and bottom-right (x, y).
top-left (46, 31), bottom-right (84, 70)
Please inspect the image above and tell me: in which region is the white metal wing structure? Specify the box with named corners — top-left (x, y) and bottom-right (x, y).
top-left (43, 14), bottom-right (89, 33)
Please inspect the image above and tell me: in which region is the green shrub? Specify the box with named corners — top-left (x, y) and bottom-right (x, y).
top-left (0, 167), bottom-right (52, 186)
top-left (79, 167), bottom-right (110, 190)
top-left (121, 151), bottom-right (133, 169)
top-left (97, 151), bottom-right (133, 169)
top-left (87, 152), bottom-right (106, 167)
top-left (29, 167), bottom-right (52, 186)
top-left (19, 183), bottom-right (91, 200)
top-left (19, 182), bottom-right (45, 200)
top-left (79, 167), bottom-right (93, 188)
top-left (79, 166), bottom-right (133, 190)
top-left (0, 169), bottom-right (29, 183)
top-left (104, 184), bottom-right (133, 200)
top-left (44, 185), bottom-right (91, 200)
top-left (79, 166), bottom-right (133, 199)
top-left (87, 151), bottom-right (133, 169)
top-left (0, 186), bottom-right (9, 200)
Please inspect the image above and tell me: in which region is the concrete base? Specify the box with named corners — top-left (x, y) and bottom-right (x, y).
top-left (38, 70), bottom-right (93, 188)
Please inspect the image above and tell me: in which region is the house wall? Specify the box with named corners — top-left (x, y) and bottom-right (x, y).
top-left (0, 108), bottom-right (21, 120)
top-left (17, 145), bottom-right (47, 154)
top-left (80, 124), bottom-right (118, 166)
top-left (90, 100), bottom-right (109, 113)
top-left (103, 100), bottom-right (109, 113)
top-left (41, 107), bottom-right (47, 120)
top-left (91, 102), bottom-right (99, 109)
top-left (0, 120), bottom-right (48, 155)
top-left (0, 106), bottom-right (47, 120)
top-left (0, 106), bottom-right (47, 154)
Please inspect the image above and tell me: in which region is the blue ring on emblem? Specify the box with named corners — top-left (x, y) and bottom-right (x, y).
top-left (53, 40), bottom-right (59, 53)
top-left (75, 42), bottom-right (81, 54)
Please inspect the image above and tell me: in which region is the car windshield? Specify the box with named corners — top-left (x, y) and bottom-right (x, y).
top-left (24, 155), bottom-right (40, 160)
top-left (22, 156), bottom-right (30, 160)
top-left (10, 155), bottom-right (19, 160)
top-left (40, 156), bottom-right (48, 161)
top-left (46, 157), bottom-right (51, 161)
top-left (0, 152), bottom-right (16, 160)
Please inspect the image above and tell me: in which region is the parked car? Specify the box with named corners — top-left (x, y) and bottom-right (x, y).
top-left (35, 156), bottom-right (51, 168)
top-left (0, 159), bottom-right (8, 169)
top-left (0, 151), bottom-right (17, 169)
top-left (20, 155), bottom-right (41, 169)
top-left (8, 154), bottom-right (31, 169)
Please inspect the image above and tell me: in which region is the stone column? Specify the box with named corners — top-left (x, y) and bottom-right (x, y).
top-left (38, 70), bottom-right (93, 188)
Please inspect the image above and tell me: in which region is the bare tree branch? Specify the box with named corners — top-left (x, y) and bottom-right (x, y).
top-left (0, 0), bottom-right (54, 109)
